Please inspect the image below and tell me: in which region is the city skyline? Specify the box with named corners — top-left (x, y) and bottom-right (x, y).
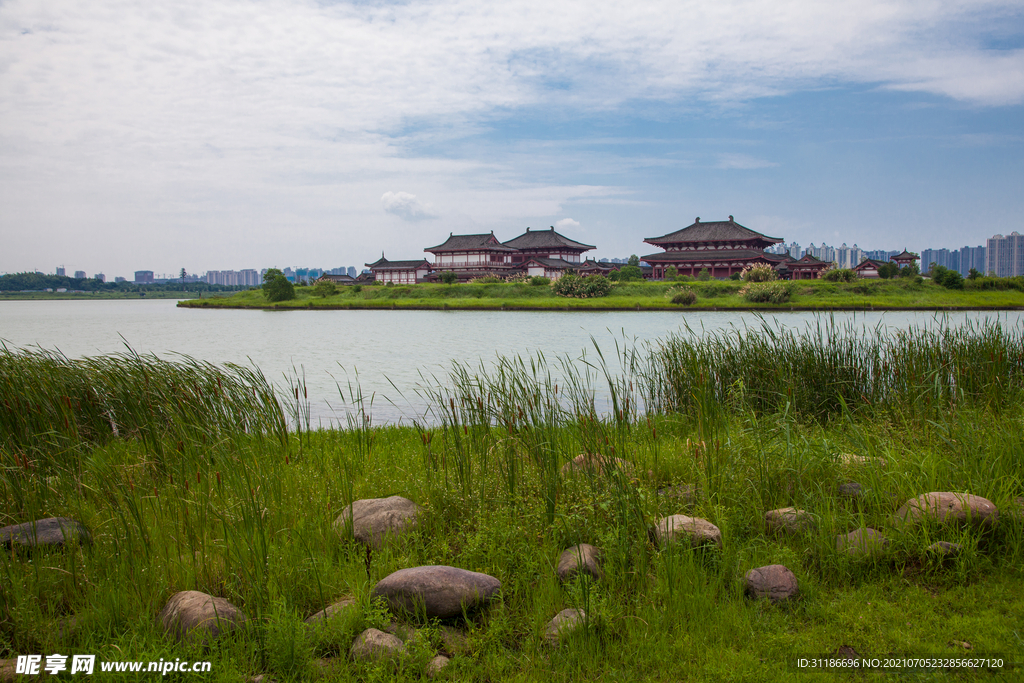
top-left (2, 1), bottom-right (1022, 277)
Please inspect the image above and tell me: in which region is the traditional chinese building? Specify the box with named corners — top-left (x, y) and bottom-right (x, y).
top-left (642, 216), bottom-right (793, 279)
top-left (852, 259), bottom-right (889, 279)
top-left (502, 227), bottom-right (596, 264)
top-left (785, 254), bottom-right (831, 280)
top-left (891, 249), bottom-right (920, 269)
top-left (363, 256), bottom-right (432, 284)
top-left (423, 232), bottom-right (519, 281)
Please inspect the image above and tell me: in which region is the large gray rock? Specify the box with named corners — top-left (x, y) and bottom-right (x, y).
top-left (349, 628), bottom-right (405, 662)
top-left (836, 528), bottom-right (889, 558)
top-left (765, 507), bottom-right (814, 534)
top-left (304, 596), bottom-right (356, 625)
top-left (837, 482), bottom-right (863, 498)
top-left (333, 496), bottom-right (421, 547)
top-left (892, 492), bottom-right (998, 529)
top-left (0, 517), bottom-right (90, 550)
top-left (543, 608), bottom-right (586, 647)
top-left (159, 590), bottom-right (246, 644)
top-left (557, 544), bottom-right (603, 582)
top-left (373, 566), bottom-right (500, 619)
top-left (651, 515), bottom-right (722, 548)
top-left (744, 565), bottom-right (799, 602)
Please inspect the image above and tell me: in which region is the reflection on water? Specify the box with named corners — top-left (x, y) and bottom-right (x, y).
top-left (2, 300), bottom-right (1021, 426)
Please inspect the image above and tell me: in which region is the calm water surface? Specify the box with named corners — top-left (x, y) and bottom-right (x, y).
top-left (2, 300), bottom-right (1020, 425)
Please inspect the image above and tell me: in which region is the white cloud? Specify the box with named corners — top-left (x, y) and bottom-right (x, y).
top-left (381, 191), bottom-right (438, 221)
top-left (555, 218), bottom-right (582, 232)
top-left (716, 154), bottom-right (778, 170)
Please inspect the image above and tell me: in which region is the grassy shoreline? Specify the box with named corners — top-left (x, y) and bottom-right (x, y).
top-left (2, 321), bottom-right (1023, 681)
top-left (177, 279), bottom-right (1024, 312)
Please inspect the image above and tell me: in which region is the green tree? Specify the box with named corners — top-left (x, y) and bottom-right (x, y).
top-left (439, 271), bottom-right (458, 285)
top-left (179, 268), bottom-right (186, 287)
top-left (968, 268), bottom-right (981, 280)
top-left (616, 265), bottom-right (643, 281)
top-left (696, 267), bottom-right (711, 281)
top-left (627, 254), bottom-right (640, 267)
top-left (664, 266), bottom-right (679, 280)
top-left (262, 268), bottom-right (295, 302)
top-left (877, 262), bottom-right (899, 279)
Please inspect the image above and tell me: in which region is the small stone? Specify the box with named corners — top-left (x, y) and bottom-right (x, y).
top-left (651, 515), bottom-right (722, 548)
top-left (0, 517), bottom-right (90, 550)
top-left (892, 492), bottom-right (999, 529)
top-left (305, 597), bottom-right (356, 625)
top-left (831, 645), bottom-right (860, 660)
top-left (838, 453), bottom-right (886, 468)
top-left (837, 482), bottom-right (863, 498)
top-left (556, 544), bottom-right (603, 582)
top-left (543, 608), bottom-right (586, 647)
top-left (561, 453), bottom-right (635, 477)
top-left (744, 564), bottom-right (799, 602)
top-left (158, 590), bottom-right (246, 645)
top-left (425, 655), bottom-right (450, 678)
top-left (250, 675), bottom-right (276, 683)
top-left (927, 541), bottom-right (962, 556)
top-left (837, 528), bottom-right (889, 558)
top-left (349, 628), bottom-right (405, 662)
top-left (373, 566), bottom-right (501, 619)
top-left (765, 507), bottom-right (814, 534)
top-left (332, 496), bottom-right (421, 547)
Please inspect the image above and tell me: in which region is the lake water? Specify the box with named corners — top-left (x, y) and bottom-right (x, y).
top-left (2, 300), bottom-right (1021, 426)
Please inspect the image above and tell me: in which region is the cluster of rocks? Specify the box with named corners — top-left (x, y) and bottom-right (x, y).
top-left (6, 481), bottom-right (1018, 677)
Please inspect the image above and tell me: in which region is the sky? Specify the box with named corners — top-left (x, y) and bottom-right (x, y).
top-left (1, 0), bottom-right (1022, 279)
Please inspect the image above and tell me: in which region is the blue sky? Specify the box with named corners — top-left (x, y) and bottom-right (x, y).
top-left (1, 0), bottom-right (1022, 278)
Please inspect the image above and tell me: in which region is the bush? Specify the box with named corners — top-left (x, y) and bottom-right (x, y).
top-left (740, 282), bottom-right (791, 304)
top-left (352, 285), bottom-right (362, 293)
top-left (550, 273), bottom-right (611, 298)
top-left (611, 265), bottom-right (643, 282)
top-left (439, 271), bottom-right (458, 285)
top-left (822, 268), bottom-right (857, 282)
top-left (877, 262), bottom-right (899, 279)
top-left (728, 272), bottom-right (741, 281)
top-left (664, 266), bottom-right (679, 280)
top-left (740, 263), bottom-right (777, 283)
top-left (696, 268), bottom-right (711, 281)
top-left (529, 276), bottom-right (551, 286)
top-left (670, 288), bottom-right (697, 305)
top-left (469, 276), bottom-right (502, 284)
top-left (262, 268), bottom-right (295, 302)
top-left (312, 280), bottom-right (337, 298)
top-left (504, 272), bottom-right (530, 283)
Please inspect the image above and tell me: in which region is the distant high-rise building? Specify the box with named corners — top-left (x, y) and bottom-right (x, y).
top-left (959, 245), bottom-right (986, 276)
top-left (56, 266), bottom-right (66, 277)
top-left (94, 273), bottom-right (105, 282)
top-left (115, 276), bottom-right (127, 283)
top-left (347, 266), bottom-right (357, 277)
top-left (73, 270), bottom-right (86, 279)
top-left (788, 242), bottom-right (802, 259)
top-left (134, 270), bottom-right (154, 283)
top-left (986, 233), bottom-right (1024, 277)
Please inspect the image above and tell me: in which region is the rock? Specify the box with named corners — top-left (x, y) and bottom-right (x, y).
top-left (831, 645), bottom-right (860, 660)
top-left (305, 597), bottom-right (356, 625)
top-left (892, 492), bottom-right (998, 529)
top-left (838, 453), bottom-right (885, 468)
top-left (332, 496), bottom-right (421, 547)
top-left (561, 453), bottom-right (635, 477)
top-left (837, 482), bottom-right (863, 498)
top-left (657, 484), bottom-right (698, 505)
top-left (543, 608), bottom-right (586, 647)
top-left (651, 515), bottom-right (722, 548)
top-left (159, 590), bottom-right (246, 644)
top-left (425, 655), bottom-right (450, 678)
top-left (765, 507), bottom-right (814, 534)
top-left (556, 544), bottom-right (603, 582)
top-left (744, 564), bottom-right (799, 602)
top-left (0, 517), bottom-right (90, 550)
top-left (836, 528), bottom-right (889, 558)
top-left (927, 541), bottom-right (962, 556)
top-left (349, 628), bottom-right (405, 662)
top-left (439, 626), bottom-right (471, 656)
top-left (373, 566), bottom-right (501, 619)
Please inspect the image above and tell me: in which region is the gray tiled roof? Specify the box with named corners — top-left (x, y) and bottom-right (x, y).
top-left (645, 218), bottom-right (782, 247)
top-left (522, 257), bottom-right (578, 268)
top-left (365, 257), bottom-right (431, 270)
top-left (503, 228), bottom-right (595, 251)
top-left (425, 233), bottom-right (516, 253)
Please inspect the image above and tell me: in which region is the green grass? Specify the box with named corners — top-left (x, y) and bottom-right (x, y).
top-left (178, 279), bottom-right (1024, 311)
top-left (2, 320), bottom-right (1023, 681)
